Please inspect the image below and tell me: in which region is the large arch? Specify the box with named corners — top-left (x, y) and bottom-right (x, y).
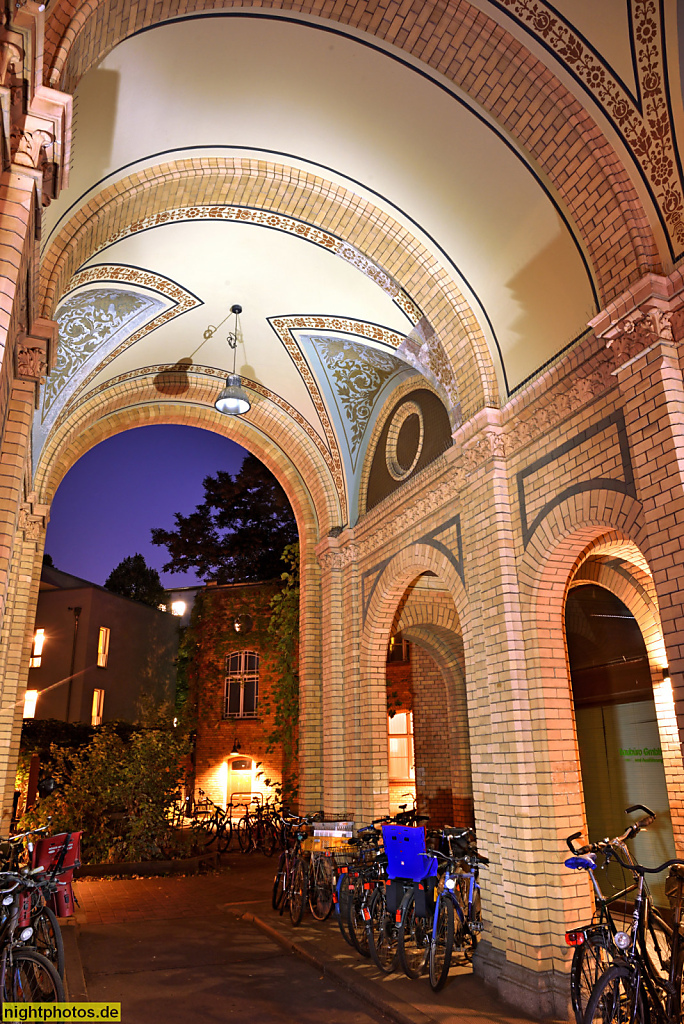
top-left (42, 1), bottom-right (659, 301)
top-left (515, 491), bottom-right (680, 974)
top-left (357, 542), bottom-right (471, 821)
top-left (40, 158), bottom-right (496, 418)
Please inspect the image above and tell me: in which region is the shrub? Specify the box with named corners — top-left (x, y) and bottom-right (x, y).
top-left (21, 704), bottom-right (192, 864)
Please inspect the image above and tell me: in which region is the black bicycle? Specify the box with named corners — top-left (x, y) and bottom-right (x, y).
top-left (574, 842), bottom-right (683, 1024)
top-left (564, 805), bottom-right (673, 1024)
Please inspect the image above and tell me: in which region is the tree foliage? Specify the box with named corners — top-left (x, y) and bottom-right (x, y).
top-left (261, 543), bottom-right (299, 801)
top-left (104, 553), bottom-right (167, 609)
top-left (150, 455), bottom-right (298, 584)
top-left (22, 703), bottom-right (192, 864)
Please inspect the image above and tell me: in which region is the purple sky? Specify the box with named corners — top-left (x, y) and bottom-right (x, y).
top-left (45, 425), bottom-right (247, 587)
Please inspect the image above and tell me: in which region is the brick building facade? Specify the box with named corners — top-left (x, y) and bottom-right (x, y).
top-left (187, 581), bottom-right (289, 810)
top-left (0, 2), bottom-right (683, 1015)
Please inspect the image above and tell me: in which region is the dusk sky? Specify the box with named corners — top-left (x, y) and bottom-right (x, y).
top-left (45, 425), bottom-right (247, 588)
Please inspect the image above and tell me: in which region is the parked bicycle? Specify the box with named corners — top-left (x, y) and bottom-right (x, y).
top-left (564, 804), bottom-right (672, 1024)
top-left (580, 844), bottom-right (684, 1024)
top-left (190, 789), bottom-right (233, 852)
top-left (0, 869), bottom-right (65, 1002)
top-left (429, 828), bottom-right (487, 990)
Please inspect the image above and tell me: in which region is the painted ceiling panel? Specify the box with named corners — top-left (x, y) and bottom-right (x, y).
top-left (45, 14), bottom-right (597, 393)
top-left (34, 285), bottom-right (173, 462)
top-left (76, 220), bottom-right (412, 452)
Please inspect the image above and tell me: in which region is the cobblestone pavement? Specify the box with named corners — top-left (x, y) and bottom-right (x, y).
top-left (68, 853), bottom-right (566, 1024)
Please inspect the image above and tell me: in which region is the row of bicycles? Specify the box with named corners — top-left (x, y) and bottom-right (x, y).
top-left (564, 803), bottom-right (684, 1024)
top-left (173, 789), bottom-right (284, 855)
top-left (0, 823), bottom-right (80, 1003)
top-left (270, 805), bottom-right (487, 991)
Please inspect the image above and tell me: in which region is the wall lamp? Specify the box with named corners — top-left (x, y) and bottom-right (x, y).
top-left (231, 736), bottom-right (242, 754)
top-left (205, 303), bottom-right (251, 416)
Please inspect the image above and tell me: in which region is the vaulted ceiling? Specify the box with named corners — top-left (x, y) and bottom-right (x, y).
top-left (36, 1), bottom-right (684, 525)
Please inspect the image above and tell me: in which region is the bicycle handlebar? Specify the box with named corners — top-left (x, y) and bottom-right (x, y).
top-left (565, 805), bottom-right (656, 856)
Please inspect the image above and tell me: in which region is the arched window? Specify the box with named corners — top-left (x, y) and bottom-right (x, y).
top-left (224, 651), bottom-right (259, 718)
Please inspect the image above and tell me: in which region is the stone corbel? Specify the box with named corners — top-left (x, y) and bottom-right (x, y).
top-left (14, 317), bottom-right (57, 403)
top-left (18, 499), bottom-right (49, 541)
top-left (589, 272), bottom-right (684, 370)
top-left (11, 86), bottom-right (71, 204)
top-left (0, 33), bottom-right (24, 89)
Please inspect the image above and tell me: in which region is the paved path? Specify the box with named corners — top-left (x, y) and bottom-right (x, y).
top-left (67, 854), bottom-right (567, 1024)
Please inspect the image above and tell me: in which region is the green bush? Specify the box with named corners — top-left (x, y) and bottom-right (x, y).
top-left (21, 704), bottom-right (193, 864)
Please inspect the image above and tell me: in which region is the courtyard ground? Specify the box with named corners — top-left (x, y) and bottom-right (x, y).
top-left (65, 852), bottom-right (566, 1024)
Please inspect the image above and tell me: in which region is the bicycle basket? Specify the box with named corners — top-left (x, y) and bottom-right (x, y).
top-left (381, 825), bottom-right (438, 881)
top-left (31, 831), bottom-right (82, 884)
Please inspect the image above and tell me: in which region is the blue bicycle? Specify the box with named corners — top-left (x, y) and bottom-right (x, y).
top-left (429, 829), bottom-right (487, 991)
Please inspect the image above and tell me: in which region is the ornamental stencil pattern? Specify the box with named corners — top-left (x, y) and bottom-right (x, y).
top-left (44, 289), bottom-right (151, 419)
top-left (310, 337), bottom-right (406, 455)
top-left (497, 0), bottom-right (684, 249)
top-left (93, 206), bottom-right (422, 321)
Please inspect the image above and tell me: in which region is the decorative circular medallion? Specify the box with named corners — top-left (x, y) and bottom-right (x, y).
top-left (385, 401), bottom-right (424, 481)
top-left (233, 614), bottom-right (253, 634)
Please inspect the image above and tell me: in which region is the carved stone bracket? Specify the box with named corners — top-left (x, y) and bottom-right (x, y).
top-left (18, 492), bottom-right (49, 540)
top-left (10, 87), bottom-right (72, 205)
top-left (15, 317), bottom-right (58, 405)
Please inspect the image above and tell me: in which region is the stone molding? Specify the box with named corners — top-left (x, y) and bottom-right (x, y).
top-left (1, 9), bottom-right (72, 205)
top-left (315, 535), bottom-right (359, 571)
top-left (18, 491), bottom-right (49, 540)
top-left (14, 317), bottom-right (57, 400)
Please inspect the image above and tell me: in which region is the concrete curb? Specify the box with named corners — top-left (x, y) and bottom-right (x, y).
top-left (62, 923), bottom-right (88, 1001)
top-left (242, 911), bottom-right (439, 1024)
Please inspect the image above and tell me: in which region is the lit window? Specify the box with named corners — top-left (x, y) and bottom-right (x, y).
top-left (224, 651), bottom-right (259, 718)
top-left (97, 627), bottom-right (110, 668)
top-left (91, 688), bottom-right (105, 726)
top-left (387, 636), bottom-right (410, 663)
top-left (388, 711), bottom-right (415, 781)
top-left (171, 601), bottom-right (186, 617)
top-left (23, 690), bottom-right (38, 719)
top-left (29, 628), bottom-right (45, 669)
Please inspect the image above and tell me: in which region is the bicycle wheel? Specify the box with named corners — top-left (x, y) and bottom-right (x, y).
top-left (570, 931), bottom-right (613, 1024)
top-left (335, 872), bottom-right (355, 946)
top-left (290, 858), bottom-right (308, 926)
top-left (237, 817), bottom-right (252, 853)
top-left (367, 886), bottom-right (398, 974)
top-left (346, 879), bottom-right (371, 958)
top-left (272, 853), bottom-right (288, 911)
top-left (583, 965), bottom-right (647, 1024)
top-left (30, 907), bottom-right (65, 979)
top-left (217, 817), bottom-right (233, 854)
top-left (397, 890), bottom-right (430, 979)
top-left (429, 895), bottom-right (455, 991)
top-left (641, 906), bottom-right (672, 985)
top-left (1, 948), bottom-right (65, 1002)
top-left (262, 822), bottom-right (277, 858)
top-left (309, 857), bottom-right (334, 921)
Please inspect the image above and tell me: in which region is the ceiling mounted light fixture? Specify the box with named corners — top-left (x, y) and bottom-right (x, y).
top-left (206, 303), bottom-right (251, 416)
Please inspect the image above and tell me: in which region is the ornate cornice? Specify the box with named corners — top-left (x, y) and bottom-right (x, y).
top-left (93, 206), bottom-right (422, 323)
top-left (496, 0), bottom-right (684, 252)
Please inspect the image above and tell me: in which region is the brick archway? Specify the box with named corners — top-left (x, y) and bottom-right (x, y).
top-left (358, 543), bottom-right (471, 821)
top-left (570, 548), bottom-right (683, 854)
top-left (41, 158), bottom-right (495, 418)
top-left (516, 494), bottom-right (661, 958)
top-left (43, 1), bottom-right (657, 302)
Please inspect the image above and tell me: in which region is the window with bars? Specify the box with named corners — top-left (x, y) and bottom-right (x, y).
top-left (224, 650), bottom-right (259, 718)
